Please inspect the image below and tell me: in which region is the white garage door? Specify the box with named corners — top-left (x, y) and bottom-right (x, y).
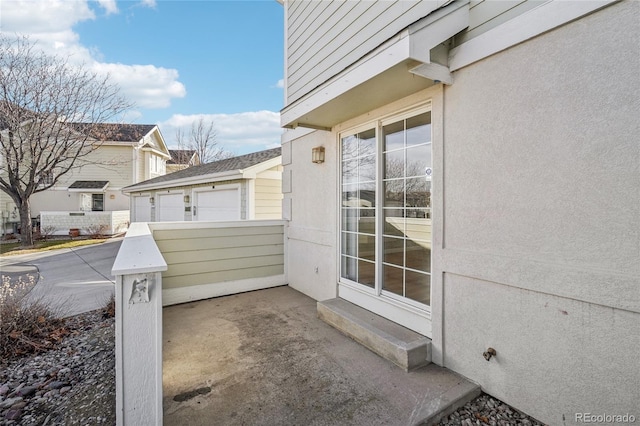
top-left (157, 193), bottom-right (184, 221)
top-left (194, 187), bottom-right (240, 221)
top-left (132, 195), bottom-right (151, 222)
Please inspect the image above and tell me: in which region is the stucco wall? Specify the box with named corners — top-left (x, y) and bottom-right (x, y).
top-left (283, 130), bottom-right (338, 302)
top-left (29, 189), bottom-right (130, 217)
top-left (440, 1), bottom-right (639, 423)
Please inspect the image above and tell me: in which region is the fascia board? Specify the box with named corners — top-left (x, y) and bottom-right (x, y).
top-left (449, 0), bottom-right (616, 71)
top-left (122, 170), bottom-right (243, 193)
top-left (141, 146), bottom-right (171, 159)
top-left (409, 0), bottom-right (470, 63)
top-left (241, 156), bottom-right (283, 179)
top-left (281, 36), bottom-right (409, 128)
top-left (281, 1), bottom-right (469, 128)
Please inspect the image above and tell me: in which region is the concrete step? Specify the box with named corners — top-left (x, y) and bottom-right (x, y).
top-left (317, 298), bottom-right (431, 371)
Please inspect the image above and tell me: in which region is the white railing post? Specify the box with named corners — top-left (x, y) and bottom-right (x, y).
top-left (112, 223), bottom-right (167, 426)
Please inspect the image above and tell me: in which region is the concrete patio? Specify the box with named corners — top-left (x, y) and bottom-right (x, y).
top-left (162, 286), bottom-right (479, 425)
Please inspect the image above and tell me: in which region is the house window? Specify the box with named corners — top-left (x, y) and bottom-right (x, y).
top-left (92, 194), bottom-right (104, 211)
top-left (39, 170), bottom-right (54, 186)
top-left (340, 109), bottom-right (432, 307)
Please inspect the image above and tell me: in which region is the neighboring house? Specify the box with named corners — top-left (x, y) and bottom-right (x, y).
top-left (279, 1), bottom-right (638, 424)
top-left (15, 124), bottom-right (170, 235)
top-left (123, 147), bottom-right (282, 223)
top-left (166, 149), bottom-right (200, 174)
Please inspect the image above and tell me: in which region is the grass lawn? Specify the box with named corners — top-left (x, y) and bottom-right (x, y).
top-left (0, 238), bottom-right (107, 256)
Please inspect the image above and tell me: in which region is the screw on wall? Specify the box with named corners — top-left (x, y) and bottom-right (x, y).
top-left (483, 347), bottom-right (496, 361)
top-left (314, 267), bottom-right (319, 274)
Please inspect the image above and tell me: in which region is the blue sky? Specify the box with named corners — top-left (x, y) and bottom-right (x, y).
top-left (0, 0), bottom-right (285, 155)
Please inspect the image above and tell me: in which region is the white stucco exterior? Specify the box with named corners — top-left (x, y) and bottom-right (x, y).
top-left (281, 0), bottom-right (639, 423)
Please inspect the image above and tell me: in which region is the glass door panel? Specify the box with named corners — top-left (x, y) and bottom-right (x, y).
top-left (381, 112), bottom-right (431, 306)
top-left (340, 128), bottom-right (377, 290)
top-left (340, 110), bottom-right (432, 308)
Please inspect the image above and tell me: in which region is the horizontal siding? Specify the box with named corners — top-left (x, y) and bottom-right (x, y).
top-left (153, 223), bottom-right (285, 289)
top-left (163, 265), bottom-right (285, 289)
top-left (453, 0), bottom-right (547, 46)
top-left (254, 177), bottom-right (282, 220)
top-left (57, 145), bottom-right (134, 189)
top-left (286, 0), bottom-right (445, 104)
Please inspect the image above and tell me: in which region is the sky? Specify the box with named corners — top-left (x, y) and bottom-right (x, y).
top-left (0, 0), bottom-right (285, 155)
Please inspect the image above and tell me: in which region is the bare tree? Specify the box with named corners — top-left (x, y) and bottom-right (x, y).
top-left (175, 117), bottom-right (232, 164)
top-left (0, 36), bottom-right (130, 247)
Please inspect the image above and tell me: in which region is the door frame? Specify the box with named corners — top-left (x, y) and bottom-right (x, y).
top-left (335, 98), bottom-right (438, 338)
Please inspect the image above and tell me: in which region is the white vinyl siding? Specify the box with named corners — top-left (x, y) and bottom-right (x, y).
top-left (254, 174), bottom-right (283, 220)
top-left (56, 145), bottom-right (134, 189)
top-left (135, 149), bottom-right (145, 183)
top-left (286, 0), bottom-right (446, 104)
top-left (453, 0), bottom-right (546, 46)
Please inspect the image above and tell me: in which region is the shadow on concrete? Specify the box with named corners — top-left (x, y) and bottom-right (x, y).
top-left (163, 286), bottom-right (478, 426)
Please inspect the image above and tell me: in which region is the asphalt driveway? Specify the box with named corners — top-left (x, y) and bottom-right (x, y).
top-left (0, 238), bottom-right (122, 317)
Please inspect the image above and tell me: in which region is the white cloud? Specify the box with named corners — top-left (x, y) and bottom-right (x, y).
top-left (0, 0), bottom-right (185, 111)
top-left (94, 63), bottom-right (186, 108)
top-left (97, 0), bottom-right (118, 15)
top-left (275, 79), bottom-right (284, 89)
top-left (0, 0), bottom-right (95, 34)
top-left (159, 111), bottom-right (283, 155)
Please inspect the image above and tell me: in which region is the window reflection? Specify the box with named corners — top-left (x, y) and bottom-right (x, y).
top-left (341, 111), bottom-right (432, 307)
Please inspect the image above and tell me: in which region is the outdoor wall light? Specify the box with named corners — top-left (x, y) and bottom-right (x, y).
top-left (149, 197), bottom-right (155, 205)
top-left (312, 146), bottom-right (325, 164)
top-left (184, 195), bottom-right (190, 204)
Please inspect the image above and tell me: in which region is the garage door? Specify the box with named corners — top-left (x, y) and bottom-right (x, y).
top-left (194, 187), bottom-right (240, 221)
top-left (132, 195), bottom-right (151, 222)
top-left (157, 193), bottom-right (184, 221)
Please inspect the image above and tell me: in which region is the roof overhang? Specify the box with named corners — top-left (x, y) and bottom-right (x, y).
top-left (281, 0), bottom-right (469, 131)
top-left (122, 170), bottom-right (243, 193)
top-left (68, 181), bottom-right (110, 192)
top-left (123, 155), bottom-right (283, 193)
top-left (240, 155), bottom-right (282, 179)
top-left (141, 146), bottom-right (171, 159)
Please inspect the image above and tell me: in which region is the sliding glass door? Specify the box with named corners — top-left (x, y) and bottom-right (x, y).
top-left (340, 108), bottom-right (432, 319)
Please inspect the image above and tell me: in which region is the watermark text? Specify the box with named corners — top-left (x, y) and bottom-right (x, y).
top-left (576, 413), bottom-right (636, 423)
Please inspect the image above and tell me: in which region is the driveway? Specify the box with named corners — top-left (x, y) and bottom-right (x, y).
top-left (0, 238), bottom-right (122, 317)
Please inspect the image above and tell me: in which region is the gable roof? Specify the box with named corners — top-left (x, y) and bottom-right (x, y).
top-left (69, 123), bottom-right (156, 142)
top-left (123, 147), bottom-right (281, 192)
top-left (168, 149), bottom-right (197, 165)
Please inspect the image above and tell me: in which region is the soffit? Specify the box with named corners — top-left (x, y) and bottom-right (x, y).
top-left (281, 0), bottom-right (469, 131)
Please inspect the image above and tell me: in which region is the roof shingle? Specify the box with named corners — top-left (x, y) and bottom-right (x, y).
top-left (125, 147), bottom-right (281, 191)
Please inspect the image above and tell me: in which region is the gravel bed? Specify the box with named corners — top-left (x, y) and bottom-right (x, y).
top-left (0, 310), bottom-right (115, 425)
top-left (437, 394), bottom-right (546, 426)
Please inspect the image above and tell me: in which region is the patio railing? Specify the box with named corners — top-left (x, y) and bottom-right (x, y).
top-left (111, 220), bottom-right (287, 425)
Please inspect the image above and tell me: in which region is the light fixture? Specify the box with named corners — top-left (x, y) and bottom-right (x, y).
top-left (149, 197), bottom-right (155, 205)
top-left (312, 146), bottom-right (325, 164)
top-left (184, 195), bottom-right (190, 204)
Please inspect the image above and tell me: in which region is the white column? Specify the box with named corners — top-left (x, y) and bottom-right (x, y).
top-left (112, 223), bottom-right (167, 426)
